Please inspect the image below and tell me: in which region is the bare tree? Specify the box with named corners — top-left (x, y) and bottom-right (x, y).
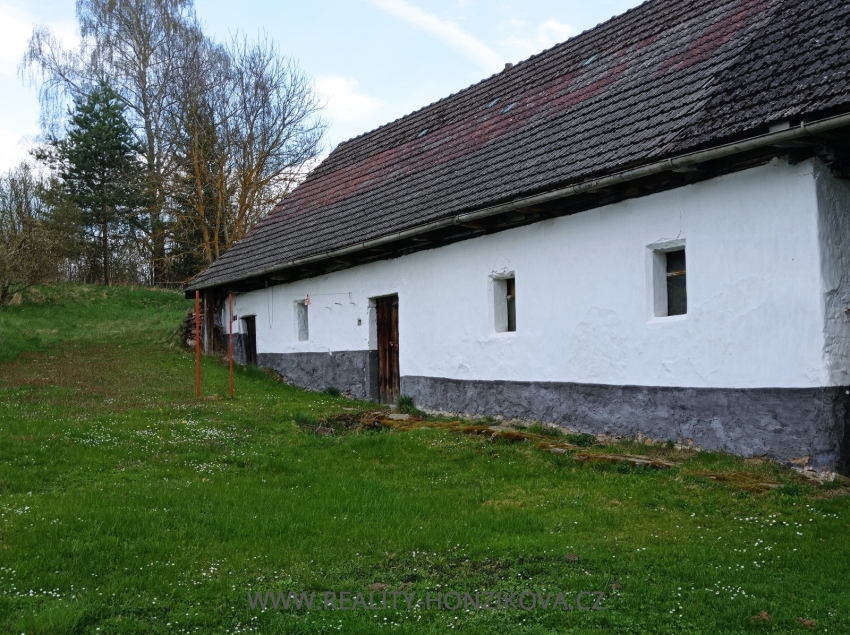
top-left (226, 37), bottom-right (325, 247)
top-left (170, 35), bottom-right (325, 271)
top-left (168, 32), bottom-right (232, 271)
top-left (0, 164), bottom-right (77, 304)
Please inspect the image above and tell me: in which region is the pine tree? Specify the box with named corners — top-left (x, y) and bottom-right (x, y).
top-left (55, 81), bottom-right (148, 286)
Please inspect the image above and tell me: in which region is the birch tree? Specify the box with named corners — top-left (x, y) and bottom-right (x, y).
top-left (23, 0), bottom-right (195, 284)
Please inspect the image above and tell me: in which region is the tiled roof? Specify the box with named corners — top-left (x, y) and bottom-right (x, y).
top-left (190, 0), bottom-right (850, 290)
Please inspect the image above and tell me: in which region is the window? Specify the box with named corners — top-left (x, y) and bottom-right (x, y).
top-left (493, 275), bottom-right (517, 332)
top-left (651, 245), bottom-right (687, 318)
top-left (506, 277), bottom-right (517, 332)
top-left (295, 300), bottom-right (309, 341)
top-left (665, 249), bottom-right (687, 316)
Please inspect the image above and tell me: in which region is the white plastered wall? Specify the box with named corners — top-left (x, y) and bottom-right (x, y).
top-left (814, 159), bottom-right (850, 386)
top-left (225, 159), bottom-right (845, 389)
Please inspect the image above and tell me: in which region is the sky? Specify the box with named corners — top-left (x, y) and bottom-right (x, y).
top-left (0, 0), bottom-right (644, 171)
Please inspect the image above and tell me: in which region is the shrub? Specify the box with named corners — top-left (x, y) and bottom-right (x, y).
top-left (323, 386), bottom-right (342, 397)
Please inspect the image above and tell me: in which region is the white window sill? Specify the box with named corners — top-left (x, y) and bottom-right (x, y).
top-left (488, 331), bottom-right (518, 341)
top-left (647, 314), bottom-right (688, 325)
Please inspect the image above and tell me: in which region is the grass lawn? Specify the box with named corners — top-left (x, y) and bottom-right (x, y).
top-left (1, 285), bottom-right (849, 634)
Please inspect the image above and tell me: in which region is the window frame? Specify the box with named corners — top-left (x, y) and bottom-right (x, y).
top-left (492, 273), bottom-right (517, 333)
top-left (646, 238), bottom-right (687, 321)
top-left (294, 299), bottom-right (309, 341)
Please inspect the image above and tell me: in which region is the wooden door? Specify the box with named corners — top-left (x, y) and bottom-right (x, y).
top-left (376, 295), bottom-right (400, 404)
top-left (243, 316), bottom-right (258, 366)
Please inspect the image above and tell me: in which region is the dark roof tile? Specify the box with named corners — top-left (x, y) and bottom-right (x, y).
top-left (191, 0), bottom-right (850, 290)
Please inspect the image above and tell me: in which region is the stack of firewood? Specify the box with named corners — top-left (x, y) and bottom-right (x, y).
top-left (182, 309), bottom-right (201, 348)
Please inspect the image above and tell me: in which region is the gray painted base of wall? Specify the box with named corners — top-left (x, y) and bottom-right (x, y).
top-left (233, 345), bottom-right (850, 471)
top-left (231, 334), bottom-right (247, 366)
top-left (402, 376), bottom-right (850, 472)
top-left (259, 351), bottom-right (379, 401)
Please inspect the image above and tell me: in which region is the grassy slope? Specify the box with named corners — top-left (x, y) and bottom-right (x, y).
top-left (0, 285), bottom-right (848, 635)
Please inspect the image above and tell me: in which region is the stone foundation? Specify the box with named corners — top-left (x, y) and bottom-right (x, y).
top-left (258, 351), bottom-right (379, 401)
top-left (402, 375), bottom-right (850, 472)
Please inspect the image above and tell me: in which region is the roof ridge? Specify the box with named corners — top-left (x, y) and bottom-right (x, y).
top-left (324, 0), bottom-right (673, 159)
top-left (312, 0), bottom-right (761, 182)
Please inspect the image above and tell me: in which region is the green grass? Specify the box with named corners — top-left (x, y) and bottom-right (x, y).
top-left (521, 424), bottom-right (598, 447)
top-left (1, 285), bottom-right (849, 634)
top-left (396, 395), bottom-right (425, 417)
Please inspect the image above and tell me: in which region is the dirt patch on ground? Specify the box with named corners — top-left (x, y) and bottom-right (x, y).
top-left (0, 339), bottom-right (193, 413)
top-left (300, 410), bottom-right (682, 470)
top-left (704, 472), bottom-right (783, 493)
top-left (574, 453), bottom-right (675, 470)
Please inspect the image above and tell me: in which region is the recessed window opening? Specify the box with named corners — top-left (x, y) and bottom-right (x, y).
top-left (487, 97), bottom-right (501, 108)
top-left (666, 249), bottom-right (687, 316)
top-left (493, 275), bottom-right (517, 333)
top-left (506, 277), bottom-right (517, 331)
top-left (242, 316), bottom-right (257, 366)
top-left (295, 300), bottom-right (309, 341)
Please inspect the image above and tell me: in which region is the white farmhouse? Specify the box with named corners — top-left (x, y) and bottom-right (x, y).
top-left (188, 0), bottom-right (850, 471)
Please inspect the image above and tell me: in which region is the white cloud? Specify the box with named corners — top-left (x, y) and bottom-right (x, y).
top-left (538, 18), bottom-right (575, 44)
top-left (315, 76), bottom-right (384, 123)
top-left (505, 17), bottom-right (575, 55)
top-left (0, 2), bottom-right (78, 171)
top-left (370, 0), bottom-right (504, 74)
top-left (0, 3), bottom-right (34, 77)
top-left (0, 127), bottom-right (35, 172)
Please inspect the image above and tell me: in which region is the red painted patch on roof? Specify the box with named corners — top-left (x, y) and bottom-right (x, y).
top-left (260, 60), bottom-right (644, 228)
top-left (191, 0), bottom-right (850, 291)
top-left (658, 0), bottom-right (769, 76)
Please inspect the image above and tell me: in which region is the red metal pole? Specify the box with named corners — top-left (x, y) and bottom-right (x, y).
top-left (195, 290), bottom-right (201, 399)
top-left (229, 293), bottom-right (234, 399)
